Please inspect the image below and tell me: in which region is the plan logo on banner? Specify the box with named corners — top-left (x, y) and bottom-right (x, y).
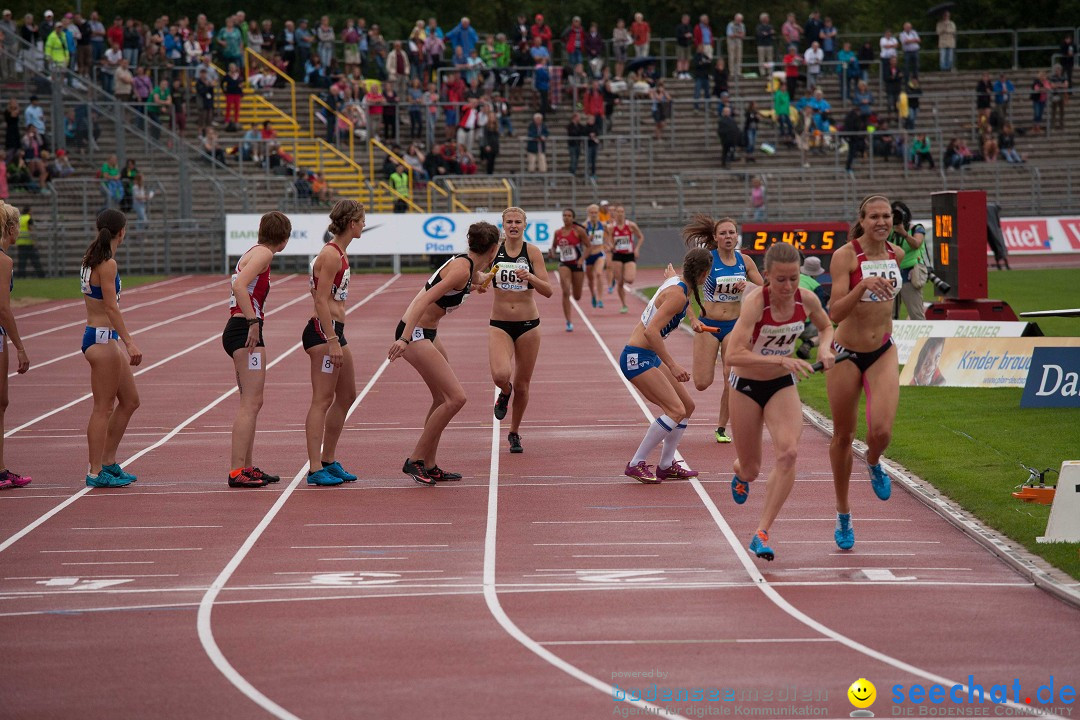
top-left (1022, 347), bottom-right (1080, 408)
top-left (423, 216), bottom-right (455, 240)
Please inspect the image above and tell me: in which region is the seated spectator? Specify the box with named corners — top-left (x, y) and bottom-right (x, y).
top-left (241, 124), bottom-right (262, 163)
top-left (999, 123), bottom-right (1024, 163)
top-left (457, 145), bottom-right (477, 175)
top-left (404, 143), bottom-right (429, 181)
top-left (943, 137), bottom-right (976, 169)
top-left (440, 140), bottom-right (462, 174)
top-left (854, 80), bottom-right (873, 118)
top-left (975, 72), bottom-right (993, 126)
top-left (424, 142), bottom-right (450, 177)
top-left (99, 153), bottom-right (124, 206)
top-left (981, 132), bottom-right (1000, 162)
top-left (131, 173), bottom-right (153, 229)
top-left (47, 148), bottom-right (75, 180)
top-left (910, 134), bottom-right (935, 169)
top-left (872, 120), bottom-right (901, 161)
top-left (309, 171), bottom-right (330, 204)
top-left (305, 55), bottom-right (330, 88)
top-left (248, 60), bottom-right (278, 91)
top-left (200, 127), bottom-right (227, 165)
top-left (6, 150), bottom-right (32, 190)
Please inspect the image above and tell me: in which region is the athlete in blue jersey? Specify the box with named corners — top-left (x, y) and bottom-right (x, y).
top-left (683, 215), bottom-right (763, 444)
top-left (619, 248), bottom-right (711, 483)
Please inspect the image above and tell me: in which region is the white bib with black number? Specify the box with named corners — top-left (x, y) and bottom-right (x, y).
top-left (333, 267), bottom-right (351, 302)
top-left (411, 327), bottom-right (426, 342)
top-left (752, 321), bottom-right (805, 357)
top-left (559, 243), bottom-right (578, 262)
top-left (859, 259), bottom-right (902, 302)
top-left (79, 266), bottom-right (92, 295)
top-left (494, 261), bottom-right (529, 292)
top-left (614, 236), bottom-right (633, 253)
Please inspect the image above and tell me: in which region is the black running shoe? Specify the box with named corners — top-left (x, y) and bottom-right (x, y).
top-left (508, 432), bottom-right (523, 454)
top-left (228, 469), bottom-right (268, 488)
top-left (250, 467), bottom-right (280, 484)
top-left (494, 383), bottom-right (512, 420)
top-left (427, 466), bottom-right (462, 481)
top-left (403, 458), bottom-right (436, 486)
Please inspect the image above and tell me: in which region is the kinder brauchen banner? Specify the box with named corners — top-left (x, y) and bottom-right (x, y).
top-left (225, 212), bottom-right (563, 257)
top-left (892, 320), bottom-right (1031, 364)
top-left (900, 337), bottom-right (1080, 388)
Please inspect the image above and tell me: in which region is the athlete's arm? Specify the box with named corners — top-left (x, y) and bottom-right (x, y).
top-left (801, 288), bottom-right (835, 369)
top-left (389, 259), bottom-right (468, 361)
top-left (312, 249), bottom-right (343, 367)
top-left (524, 243), bottom-right (553, 298)
top-left (232, 246), bottom-right (272, 351)
top-left (741, 252), bottom-right (764, 286)
top-left (574, 226), bottom-right (589, 267)
top-left (829, 244), bottom-right (883, 323)
top-left (0, 254), bottom-right (29, 373)
top-left (97, 259), bottom-right (142, 366)
top-left (630, 221), bottom-right (645, 259)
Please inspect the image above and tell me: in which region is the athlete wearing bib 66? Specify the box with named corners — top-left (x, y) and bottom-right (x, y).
top-left (221, 211), bottom-right (291, 489)
top-left (826, 195), bottom-right (904, 550)
top-left (683, 215), bottom-right (763, 444)
top-left (549, 208), bottom-right (589, 332)
top-left (390, 222), bottom-right (501, 485)
top-left (606, 204), bottom-right (645, 313)
top-left (620, 249), bottom-right (711, 483)
top-left (583, 203), bottom-right (607, 308)
top-left (724, 242), bottom-right (835, 561)
top-left (303, 200), bottom-right (363, 487)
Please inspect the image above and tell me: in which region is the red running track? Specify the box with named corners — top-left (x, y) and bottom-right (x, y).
top-left (1, 271), bottom-right (1077, 720)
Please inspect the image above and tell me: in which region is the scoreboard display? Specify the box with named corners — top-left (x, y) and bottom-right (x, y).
top-left (740, 222), bottom-right (849, 272)
top-left (930, 191), bottom-right (987, 300)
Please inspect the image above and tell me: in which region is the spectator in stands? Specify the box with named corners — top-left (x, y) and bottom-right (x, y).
top-left (386, 41), bottom-right (410, 98)
top-left (673, 14), bottom-right (693, 79)
top-left (194, 68), bottom-right (214, 130)
top-left (795, 105), bottom-right (816, 167)
top-left (585, 113), bottom-right (601, 180)
top-left (749, 176), bottom-right (766, 220)
top-left (857, 40), bottom-right (875, 82)
top-left (879, 28), bottom-right (898, 81)
top-left (369, 25), bottom-right (389, 77)
top-left (566, 112), bottom-right (586, 176)
top-left (1030, 69), bottom-right (1052, 134)
top-left (630, 13), bottom-right (650, 58)
top-left (4, 99), bottom-right (20, 157)
top-left (194, 54), bottom-right (219, 84)
top-left (993, 73), bottom-right (1014, 124)
top-left (447, 16), bottom-right (478, 60)
top-left (23, 97), bottom-right (45, 138)
top-left (910, 134), bottom-right (934, 169)
top-left (981, 131), bottom-right (999, 162)
top-left (773, 82), bottom-right (793, 141)
top-left (691, 46), bottom-right (712, 111)
top-left (936, 11), bottom-right (956, 71)
top-left (562, 16), bottom-right (586, 75)
top-left (883, 57), bottom-right (903, 120)
top-left (222, 62), bottom-right (244, 131)
top-left (20, 127), bottom-right (46, 190)
top-left (755, 13), bottom-right (774, 75)
top-left (101, 40), bottom-right (122, 94)
top-left (943, 137), bottom-right (975, 169)
top-left (692, 15), bottom-right (714, 64)
top-left (1061, 35), bottom-right (1075, 88)
top-left (1049, 63), bottom-right (1068, 131)
top-left (407, 22), bottom-right (425, 76)
top-left (508, 14), bottom-right (529, 67)
top-left (100, 153), bottom-right (124, 207)
top-left (744, 101), bottom-right (762, 163)
top-left (601, 67), bottom-right (622, 132)
top-left (131, 173), bottom-right (153, 229)
top-left (314, 16), bottom-right (334, 69)
top-left (120, 159), bottom-right (138, 211)
top-left (712, 56), bottom-right (729, 106)
top-left (534, 57), bottom-right (551, 116)
top-left (526, 112), bottom-right (548, 172)
top-left (873, 120), bottom-right (904, 162)
top-left (295, 18), bottom-right (313, 74)
top-left (904, 77), bottom-right (922, 130)
top-left (423, 142), bottom-right (448, 178)
top-left (974, 71), bottom-right (993, 129)
top-left (781, 13), bottom-right (801, 49)
top-left (146, 77), bottom-right (172, 138)
top-left (0, 11), bottom-right (16, 80)
top-left (528, 35), bottom-right (549, 65)
top-left (717, 106), bottom-right (740, 168)
top-left (899, 22), bottom-right (920, 78)
top-left (726, 14), bottom-right (745, 77)
top-left (843, 107), bottom-right (866, 174)
top-left (999, 123), bottom-right (1023, 163)
top-left (783, 44), bottom-right (801, 100)
top-left (530, 14), bottom-right (552, 53)
top-left (114, 59), bottom-right (134, 102)
top-left (837, 42), bottom-right (859, 104)
top-left (612, 19), bottom-right (630, 78)
top-left (582, 23), bottom-right (604, 77)
top-left (6, 150), bottom-right (30, 190)
top-left (476, 115), bottom-right (499, 175)
top-left (804, 41), bottom-right (823, 91)
top-left (216, 15), bottom-right (243, 68)
top-left (44, 22), bottom-right (69, 75)
top-left (650, 80), bottom-right (671, 140)
top-left (821, 17), bottom-right (838, 64)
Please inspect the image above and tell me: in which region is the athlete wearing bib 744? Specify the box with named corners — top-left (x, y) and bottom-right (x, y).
top-left (724, 242), bottom-right (835, 561)
top-left (620, 249), bottom-right (711, 483)
top-left (826, 195), bottom-right (904, 551)
top-left (390, 222), bottom-right (501, 485)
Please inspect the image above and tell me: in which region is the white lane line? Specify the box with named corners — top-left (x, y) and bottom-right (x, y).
top-left (290, 544), bottom-right (447, 549)
top-left (778, 518), bottom-right (913, 522)
top-left (304, 522), bottom-right (452, 527)
top-left (198, 277), bottom-right (399, 720)
top-left (40, 548), bottom-right (202, 553)
top-left (14, 275), bottom-right (193, 320)
top-left (572, 555), bottom-right (661, 558)
top-left (6, 574), bottom-right (179, 579)
top-left (540, 638), bottom-right (835, 646)
top-left (531, 520), bottom-right (681, 524)
top-left (828, 553), bottom-right (916, 557)
top-left (782, 540), bottom-right (939, 544)
top-left (571, 295), bottom-right (1060, 720)
top-left (0, 276), bottom-right (395, 556)
top-left (62, 561), bottom-right (156, 566)
top-left (71, 526), bottom-right (224, 530)
top-left (482, 388), bottom-right (679, 720)
top-left (534, 542), bottom-right (692, 546)
top-left (317, 557), bottom-right (409, 561)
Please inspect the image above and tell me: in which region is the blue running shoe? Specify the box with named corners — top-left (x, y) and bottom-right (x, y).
top-left (835, 513), bottom-right (854, 550)
top-left (102, 463), bottom-right (137, 483)
top-left (307, 469), bottom-right (343, 486)
top-left (566, 321), bottom-right (574, 332)
top-left (86, 472), bottom-right (133, 488)
top-left (749, 530), bottom-right (774, 561)
top-left (324, 461), bottom-right (358, 482)
top-left (591, 296), bottom-right (597, 308)
top-left (731, 475), bottom-right (749, 505)
top-left (868, 463), bottom-right (891, 500)
top-left (597, 300), bottom-right (604, 308)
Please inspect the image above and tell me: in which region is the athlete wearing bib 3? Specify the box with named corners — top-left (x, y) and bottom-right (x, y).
top-left (0, 201), bottom-right (31, 490)
top-left (81, 209), bottom-right (142, 488)
top-left (826, 194), bottom-right (905, 550)
top-left (683, 215), bottom-right (763, 444)
top-left (550, 208), bottom-right (589, 332)
top-left (222, 211), bottom-right (291, 488)
top-left (489, 206), bottom-right (553, 454)
top-left (724, 243), bottom-right (835, 561)
top-left (303, 200), bottom-right (363, 487)
top-left (390, 222), bottom-right (501, 484)
top-left (606, 204), bottom-right (645, 313)
top-left (621, 248), bottom-right (711, 483)
top-left (583, 203), bottom-right (607, 308)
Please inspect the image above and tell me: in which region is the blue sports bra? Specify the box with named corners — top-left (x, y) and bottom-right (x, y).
top-left (80, 266), bottom-right (122, 302)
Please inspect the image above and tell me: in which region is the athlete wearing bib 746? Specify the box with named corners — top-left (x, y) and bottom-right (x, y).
top-left (826, 195), bottom-right (904, 550)
top-left (724, 242), bottom-right (835, 561)
top-left (620, 249), bottom-right (711, 483)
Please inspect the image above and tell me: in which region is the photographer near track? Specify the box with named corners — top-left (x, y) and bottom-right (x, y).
top-left (889, 201), bottom-right (928, 320)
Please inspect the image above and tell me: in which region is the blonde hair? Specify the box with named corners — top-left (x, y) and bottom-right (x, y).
top-left (0, 201), bottom-right (19, 243)
top-left (502, 206), bottom-right (527, 223)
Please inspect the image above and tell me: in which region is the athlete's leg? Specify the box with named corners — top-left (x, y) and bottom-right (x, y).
top-left (306, 345), bottom-right (340, 471)
top-left (320, 346), bottom-right (357, 465)
top-left (826, 359), bottom-right (863, 514)
top-left (509, 328), bottom-right (541, 434)
top-left (230, 347), bottom-right (266, 469)
top-left (406, 338), bottom-right (466, 466)
top-left (85, 343), bottom-right (122, 475)
top-left (101, 344), bottom-right (140, 467)
top-left (757, 385), bottom-right (804, 533)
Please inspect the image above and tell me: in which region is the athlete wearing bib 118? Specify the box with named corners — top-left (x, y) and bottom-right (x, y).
top-left (826, 195), bottom-right (905, 551)
top-left (583, 203), bottom-right (607, 308)
top-left (221, 211), bottom-right (291, 489)
top-left (724, 242), bottom-right (835, 562)
top-left (390, 222), bottom-right (501, 485)
top-left (81, 209), bottom-right (143, 488)
top-left (0, 201), bottom-right (31, 490)
top-left (488, 206), bottom-right (553, 454)
top-left (549, 208), bottom-right (589, 332)
top-left (606, 204), bottom-right (645, 313)
top-left (621, 249), bottom-right (712, 483)
top-left (303, 200), bottom-right (363, 487)
top-left (683, 215), bottom-right (763, 444)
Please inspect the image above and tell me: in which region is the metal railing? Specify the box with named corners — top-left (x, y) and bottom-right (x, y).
top-left (243, 46), bottom-right (296, 119)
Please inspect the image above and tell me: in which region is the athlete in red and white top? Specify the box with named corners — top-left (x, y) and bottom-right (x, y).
top-left (549, 207), bottom-right (589, 331)
top-left (302, 200), bottom-right (363, 487)
top-left (825, 195), bottom-right (905, 550)
top-left (605, 204), bottom-right (645, 313)
top-left (221, 211), bottom-right (291, 488)
top-left (724, 242), bottom-right (834, 561)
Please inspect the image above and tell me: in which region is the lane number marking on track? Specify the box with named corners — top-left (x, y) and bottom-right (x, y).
top-left (308, 572), bottom-right (401, 587)
top-left (35, 577), bottom-right (135, 590)
top-left (575, 570), bottom-right (667, 583)
top-left (860, 568), bottom-right (917, 582)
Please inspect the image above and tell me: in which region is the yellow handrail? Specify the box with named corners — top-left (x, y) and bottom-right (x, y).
top-left (427, 181), bottom-right (448, 213)
top-left (243, 46), bottom-right (296, 120)
top-left (377, 180), bottom-right (424, 213)
top-left (442, 179), bottom-right (472, 213)
top-left (247, 94), bottom-right (300, 131)
top-left (309, 95), bottom-right (355, 161)
top-left (368, 137), bottom-right (413, 197)
top-left (501, 178), bottom-right (514, 208)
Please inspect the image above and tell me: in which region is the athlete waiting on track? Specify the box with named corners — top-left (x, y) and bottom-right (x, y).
top-left (0, 200), bottom-right (31, 490)
top-left (606, 204), bottom-right (645, 314)
top-left (827, 194), bottom-right (904, 550)
top-left (550, 207), bottom-right (588, 332)
top-left (221, 211), bottom-right (292, 488)
top-left (390, 221), bottom-right (501, 485)
top-left (724, 242), bottom-right (835, 561)
top-left (302, 200), bottom-right (363, 487)
top-left (620, 248), bottom-right (712, 483)
top-left (583, 203), bottom-right (607, 308)
top-left (683, 215), bottom-right (763, 444)
top-left (81, 209), bottom-right (142, 488)
top-left (488, 206), bottom-right (552, 454)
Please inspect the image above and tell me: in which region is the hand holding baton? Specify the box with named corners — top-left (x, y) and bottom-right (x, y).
top-left (480, 267), bottom-right (498, 290)
top-left (811, 351), bottom-right (851, 373)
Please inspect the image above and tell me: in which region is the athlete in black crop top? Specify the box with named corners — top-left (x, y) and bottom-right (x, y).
top-left (389, 223), bottom-right (501, 485)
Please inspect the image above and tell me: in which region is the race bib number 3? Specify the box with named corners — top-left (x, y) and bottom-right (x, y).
top-left (248, 352), bottom-right (263, 371)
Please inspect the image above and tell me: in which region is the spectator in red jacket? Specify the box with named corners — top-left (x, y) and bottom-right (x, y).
top-left (693, 15), bottom-right (714, 60)
top-left (630, 12), bottom-right (650, 57)
top-left (583, 79), bottom-right (605, 118)
top-left (530, 14), bottom-right (552, 52)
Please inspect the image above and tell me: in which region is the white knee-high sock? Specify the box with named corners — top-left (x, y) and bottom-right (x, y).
top-left (632, 415), bottom-right (675, 464)
top-left (659, 422), bottom-right (688, 469)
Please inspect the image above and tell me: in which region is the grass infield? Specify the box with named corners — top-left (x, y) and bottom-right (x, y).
top-left (12, 275), bottom-right (166, 304)
top-left (645, 268), bottom-right (1080, 580)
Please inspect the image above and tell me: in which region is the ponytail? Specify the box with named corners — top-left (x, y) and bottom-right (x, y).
top-left (681, 247), bottom-right (713, 319)
top-left (83, 208), bottom-right (126, 269)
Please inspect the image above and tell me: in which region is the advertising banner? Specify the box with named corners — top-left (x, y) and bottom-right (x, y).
top-left (1021, 347), bottom-right (1080, 408)
top-left (225, 211), bottom-right (564, 257)
top-left (900, 337), bottom-right (1080, 388)
top-left (892, 320), bottom-right (1030, 364)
